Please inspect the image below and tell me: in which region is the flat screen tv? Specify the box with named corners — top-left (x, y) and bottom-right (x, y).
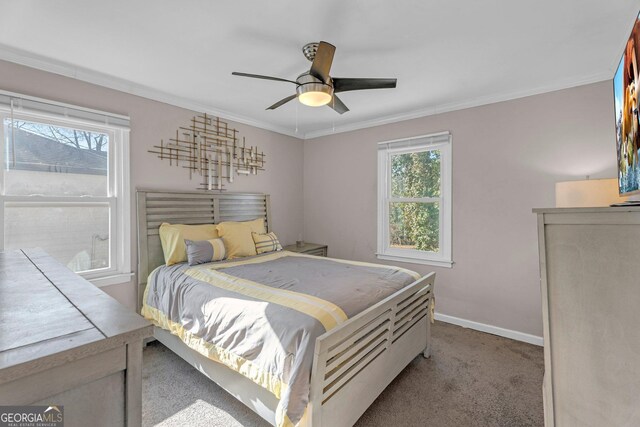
top-left (615, 14), bottom-right (640, 196)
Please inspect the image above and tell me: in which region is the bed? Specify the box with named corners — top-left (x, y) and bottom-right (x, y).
top-left (137, 190), bottom-right (435, 427)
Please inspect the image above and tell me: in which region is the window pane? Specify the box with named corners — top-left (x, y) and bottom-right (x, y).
top-left (4, 204), bottom-right (110, 272)
top-left (3, 119), bottom-right (108, 196)
top-left (389, 202), bottom-right (439, 252)
top-left (391, 150), bottom-right (440, 198)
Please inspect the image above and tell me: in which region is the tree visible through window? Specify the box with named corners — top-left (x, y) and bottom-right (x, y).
top-left (378, 132), bottom-right (452, 267)
top-left (390, 150), bottom-right (440, 252)
top-left (13, 120), bottom-right (108, 153)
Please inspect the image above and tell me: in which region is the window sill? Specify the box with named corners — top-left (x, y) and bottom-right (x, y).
top-left (376, 253), bottom-right (453, 268)
top-left (87, 272), bottom-right (134, 288)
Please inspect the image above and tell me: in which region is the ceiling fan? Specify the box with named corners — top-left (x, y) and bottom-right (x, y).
top-left (232, 41), bottom-right (397, 114)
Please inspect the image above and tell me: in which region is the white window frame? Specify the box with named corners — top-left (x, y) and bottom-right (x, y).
top-left (377, 131), bottom-right (453, 268)
top-left (0, 104), bottom-right (132, 287)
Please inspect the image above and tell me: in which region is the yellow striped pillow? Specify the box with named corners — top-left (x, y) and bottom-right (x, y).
top-left (252, 232), bottom-right (283, 254)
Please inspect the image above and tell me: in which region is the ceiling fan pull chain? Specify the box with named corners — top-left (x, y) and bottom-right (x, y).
top-left (332, 97), bottom-right (336, 132)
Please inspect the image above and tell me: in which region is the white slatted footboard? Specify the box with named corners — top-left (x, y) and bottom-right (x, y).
top-left (308, 273), bottom-right (435, 427)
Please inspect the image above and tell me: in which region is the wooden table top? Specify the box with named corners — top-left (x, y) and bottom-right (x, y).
top-left (0, 248), bottom-right (151, 380)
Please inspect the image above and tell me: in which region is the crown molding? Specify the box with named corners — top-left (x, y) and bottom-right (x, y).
top-left (303, 71), bottom-right (613, 139)
top-left (0, 43), bottom-right (612, 141)
top-left (0, 43), bottom-right (302, 139)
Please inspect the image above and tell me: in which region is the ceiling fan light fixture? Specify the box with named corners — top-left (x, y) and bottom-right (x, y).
top-left (297, 82), bottom-right (333, 107)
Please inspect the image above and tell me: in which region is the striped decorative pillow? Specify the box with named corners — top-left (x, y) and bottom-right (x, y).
top-left (252, 232), bottom-right (283, 255)
top-left (184, 238), bottom-right (226, 265)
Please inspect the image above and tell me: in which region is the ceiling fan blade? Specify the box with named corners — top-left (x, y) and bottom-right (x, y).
top-left (309, 41), bottom-right (335, 84)
top-left (328, 94), bottom-right (349, 114)
top-left (266, 94), bottom-right (297, 110)
top-left (232, 72), bottom-right (298, 85)
top-left (332, 78), bottom-right (397, 93)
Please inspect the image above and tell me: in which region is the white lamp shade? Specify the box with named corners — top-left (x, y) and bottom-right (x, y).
top-left (555, 178), bottom-right (628, 208)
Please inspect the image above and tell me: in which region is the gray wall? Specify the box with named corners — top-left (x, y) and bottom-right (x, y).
top-left (303, 81), bottom-right (616, 338)
top-left (0, 59), bottom-right (304, 310)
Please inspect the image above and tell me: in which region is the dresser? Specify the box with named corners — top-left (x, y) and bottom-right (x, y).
top-left (0, 249), bottom-right (153, 427)
top-left (535, 207), bottom-right (640, 427)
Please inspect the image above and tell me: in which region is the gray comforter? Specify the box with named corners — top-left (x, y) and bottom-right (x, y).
top-left (142, 251), bottom-right (419, 426)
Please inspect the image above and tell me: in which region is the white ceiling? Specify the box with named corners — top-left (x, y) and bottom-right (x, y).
top-left (0, 0), bottom-right (639, 138)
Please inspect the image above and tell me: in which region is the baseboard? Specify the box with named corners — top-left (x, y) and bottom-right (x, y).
top-left (434, 312), bottom-right (544, 347)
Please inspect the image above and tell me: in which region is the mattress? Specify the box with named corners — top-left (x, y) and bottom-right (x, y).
top-left (142, 250), bottom-right (419, 427)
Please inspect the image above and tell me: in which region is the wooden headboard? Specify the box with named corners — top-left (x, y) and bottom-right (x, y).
top-left (136, 189), bottom-right (271, 310)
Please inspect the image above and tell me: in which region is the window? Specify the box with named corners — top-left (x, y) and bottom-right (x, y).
top-left (0, 92), bottom-right (131, 286)
top-left (377, 132), bottom-right (452, 267)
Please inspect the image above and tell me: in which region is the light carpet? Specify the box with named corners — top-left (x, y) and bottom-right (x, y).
top-left (142, 321), bottom-right (544, 427)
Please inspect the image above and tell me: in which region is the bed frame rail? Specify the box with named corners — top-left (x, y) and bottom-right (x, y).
top-left (309, 272), bottom-right (435, 427)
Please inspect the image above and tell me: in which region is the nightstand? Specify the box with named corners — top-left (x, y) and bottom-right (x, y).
top-left (283, 242), bottom-right (328, 257)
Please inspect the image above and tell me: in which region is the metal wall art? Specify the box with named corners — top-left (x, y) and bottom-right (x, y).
top-left (149, 113), bottom-right (265, 191)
